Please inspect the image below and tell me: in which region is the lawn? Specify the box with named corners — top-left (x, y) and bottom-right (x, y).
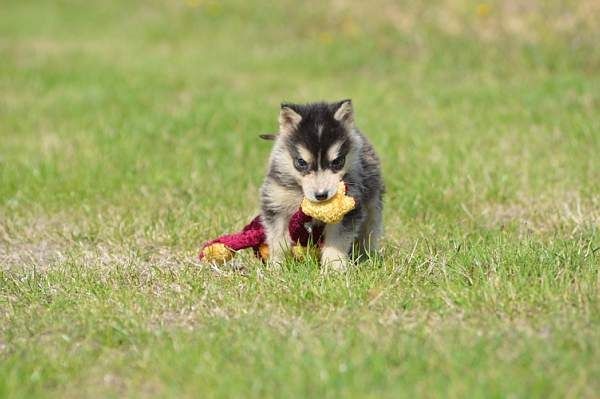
top-left (1, 0), bottom-right (599, 397)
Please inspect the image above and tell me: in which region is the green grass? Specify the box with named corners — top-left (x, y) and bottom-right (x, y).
top-left (1, 0), bottom-right (599, 397)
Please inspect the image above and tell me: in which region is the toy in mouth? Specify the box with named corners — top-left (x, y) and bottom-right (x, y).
top-left (199, 181), bottom-right (356, 263)
top-left (301, 181), bottom-right (356, 224)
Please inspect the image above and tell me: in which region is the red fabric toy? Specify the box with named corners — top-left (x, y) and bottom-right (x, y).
top-left (199, 181), bottom-right (355, 263)
top-left (198, 210), bottom-right (324, 263)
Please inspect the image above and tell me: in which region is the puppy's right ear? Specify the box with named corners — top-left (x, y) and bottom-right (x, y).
top-left (279, 104), bottom-right (302, 135)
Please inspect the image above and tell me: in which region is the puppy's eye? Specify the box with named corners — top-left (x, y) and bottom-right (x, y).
top-left (294, 158), bottom-right (309, 171)
top-left (331, 155), bottom-right (345, 171)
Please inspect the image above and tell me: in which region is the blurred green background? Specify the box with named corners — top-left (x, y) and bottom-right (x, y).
top-left (1, 1), bottom-right (599, 397)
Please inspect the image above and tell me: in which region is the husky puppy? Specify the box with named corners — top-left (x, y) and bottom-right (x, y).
top-left (260, 100), bottom-right (384, 271)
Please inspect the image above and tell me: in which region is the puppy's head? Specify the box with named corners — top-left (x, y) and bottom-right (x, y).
top-left (269, 99), bottom-right (362, 202)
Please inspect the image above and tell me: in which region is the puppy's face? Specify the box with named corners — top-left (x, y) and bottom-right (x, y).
top-left (270, 100), bottom-right (361, 202)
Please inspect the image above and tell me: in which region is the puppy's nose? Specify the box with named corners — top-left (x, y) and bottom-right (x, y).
top-left (314, 190), bottom-right (329, 201)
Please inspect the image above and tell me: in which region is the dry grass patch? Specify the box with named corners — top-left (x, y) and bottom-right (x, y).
top-left (479, 191), bottom-right (599, 234)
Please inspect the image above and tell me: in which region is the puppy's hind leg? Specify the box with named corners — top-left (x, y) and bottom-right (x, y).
top-left (356, 196), bottom-right (383, 259)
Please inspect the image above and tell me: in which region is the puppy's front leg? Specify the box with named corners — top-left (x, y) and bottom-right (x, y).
top-left (261, 180), bottom-right (302, 265)
top-left (321, 222), bottom-right (356, 272)
top-left (264, 215), bottom-right (291, 264)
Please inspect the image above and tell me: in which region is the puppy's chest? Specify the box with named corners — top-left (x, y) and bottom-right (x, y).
top-left (303, 219), bottom-right (324, 235)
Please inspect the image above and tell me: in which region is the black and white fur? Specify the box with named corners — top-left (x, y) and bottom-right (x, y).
top-left (260, 100), bottom-right (384, 271)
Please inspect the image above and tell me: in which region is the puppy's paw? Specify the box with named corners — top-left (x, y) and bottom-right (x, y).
top-left (320, 247), bottom-right (349, 272)
top-left (267, 252), bottom-right (285, 269)
top-left (266, 239), bottom-right (289, 266)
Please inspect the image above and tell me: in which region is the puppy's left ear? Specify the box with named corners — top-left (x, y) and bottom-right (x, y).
top-left (333, 99), bottom-right (354, 128)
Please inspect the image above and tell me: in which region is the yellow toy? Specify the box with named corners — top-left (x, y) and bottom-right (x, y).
top-left (301, 181), bottom-right (356, 224)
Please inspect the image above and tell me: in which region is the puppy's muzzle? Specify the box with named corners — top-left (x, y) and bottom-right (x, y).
top-left (314, 190), bottom-right (329, 201)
